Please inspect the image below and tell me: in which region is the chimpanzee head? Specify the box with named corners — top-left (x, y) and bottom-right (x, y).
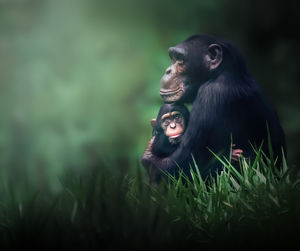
top-left (152, 104), bottom-right (189, 145)
top-left (160, 35), bottom-right (224, 103)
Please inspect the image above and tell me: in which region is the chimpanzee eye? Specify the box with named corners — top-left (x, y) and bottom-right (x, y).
top-left (177, 60), bottom-right (184, 66)
top-left (163, 119), bottom-right (170, 127)
top-left (174, 114), bottom-right (181, 121)
top-left (176, 51), bottom-right (185, 61)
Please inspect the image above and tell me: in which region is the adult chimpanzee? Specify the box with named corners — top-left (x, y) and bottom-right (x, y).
top-left (152, 103), bottom-right (190, 158)
top-left (142, 34), bottom-right (286, 183)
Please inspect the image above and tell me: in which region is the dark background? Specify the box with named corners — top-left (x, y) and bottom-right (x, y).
top-left (0, 0), bottom-right (299, 191)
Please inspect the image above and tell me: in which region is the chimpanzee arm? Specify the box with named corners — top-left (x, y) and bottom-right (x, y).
top-left (141, 137), bottom-right (166, 184)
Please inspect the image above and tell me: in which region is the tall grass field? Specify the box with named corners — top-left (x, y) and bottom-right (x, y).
top-left (0, 148), bottom-right (299, 250)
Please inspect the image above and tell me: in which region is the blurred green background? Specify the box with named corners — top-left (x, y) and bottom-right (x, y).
top-left (0, 0), bottom-right (299, 191)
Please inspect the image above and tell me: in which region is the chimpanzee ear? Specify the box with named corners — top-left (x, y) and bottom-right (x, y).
top-left (207, 44), bottom-right (223, 70)
top-left (150, 118), bottom-right (156, 128)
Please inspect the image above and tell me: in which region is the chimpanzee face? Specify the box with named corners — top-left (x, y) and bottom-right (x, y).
top-left (161, 111), bottom-right (185, 144)
top-left (160, 36), bottom-right (223, 103)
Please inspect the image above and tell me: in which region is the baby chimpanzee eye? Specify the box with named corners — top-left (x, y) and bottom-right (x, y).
top-left (163, 119), bottom-right (170, 127)
top-left (174, 114), bottom-right (181, 121)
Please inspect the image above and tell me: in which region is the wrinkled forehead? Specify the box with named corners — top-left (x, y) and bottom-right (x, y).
top-left (161, 111), bottom-right (180, 120)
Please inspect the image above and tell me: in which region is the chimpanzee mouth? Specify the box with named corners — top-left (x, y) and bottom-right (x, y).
top-left (160, 88), bottom-right (184, 103)
top-left (160, 87), bottom-right (182, 95)
top-left (169, 134), bottom-right (181, 139)
top-left (169, 134), bottom-right (182, 145)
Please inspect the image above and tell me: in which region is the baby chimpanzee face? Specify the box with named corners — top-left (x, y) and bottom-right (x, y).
top-left (160, 111), bottom-right (185, 144)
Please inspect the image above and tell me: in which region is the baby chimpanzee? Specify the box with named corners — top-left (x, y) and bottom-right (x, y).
top-left (151, 104), bottom-right (189, 158)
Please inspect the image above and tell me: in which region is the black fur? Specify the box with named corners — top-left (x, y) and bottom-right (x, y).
top-left (142, 34), bottom-right (286, 182)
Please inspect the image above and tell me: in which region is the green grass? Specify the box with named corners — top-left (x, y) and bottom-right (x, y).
top-left (0, 151), bottom-right (299, 250)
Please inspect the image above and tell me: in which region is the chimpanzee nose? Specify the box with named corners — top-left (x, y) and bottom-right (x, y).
top-left (170, 122), bottom-right (176, 129)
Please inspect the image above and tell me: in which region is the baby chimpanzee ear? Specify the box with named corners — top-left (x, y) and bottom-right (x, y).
top-left (150, 119), bottom-right (156, 127)
top-left (151, 118), bottom-right (158, 137)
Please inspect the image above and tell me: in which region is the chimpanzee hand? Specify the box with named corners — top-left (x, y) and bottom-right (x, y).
top-left (232, 144), bottom-right (244, 162)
